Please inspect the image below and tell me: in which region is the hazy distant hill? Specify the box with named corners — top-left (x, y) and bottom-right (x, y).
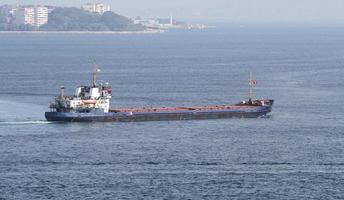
top-left (0, 13), bottom-right (34, 31)
top-left (41, 7), bottom-right (143, 31)
top-left (0, 7), bottom-right (144, 32)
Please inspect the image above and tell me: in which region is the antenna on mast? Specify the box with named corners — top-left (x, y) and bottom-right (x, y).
top-left (92, 60), bottom-right (100, 87)
top-left (248, 72), bottom-right (257, 100)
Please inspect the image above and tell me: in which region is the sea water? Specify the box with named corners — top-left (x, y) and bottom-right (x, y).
top-left (0, 27), bottom-right (344, 199)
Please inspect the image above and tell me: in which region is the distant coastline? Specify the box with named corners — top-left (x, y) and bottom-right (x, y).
top-left (0, 29), bottom-right (165, 34)
top-left (1, 4), bottom-right (208, 34)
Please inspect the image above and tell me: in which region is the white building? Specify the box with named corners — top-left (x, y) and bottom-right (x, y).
top-left (35, 6), bottom-right (48, 26)
top-left (0, 4), bottom-right (19, 17)
top-left (15, 6), bottom-right (35, 25)
top-left (0, 4), bottom-right (20, 23)
top-left (15, 6), bottom-right (48, 27)
top-left (133, 18), bottom-right (160, 28)
top-left (82, 3), bottom-right (111, 15)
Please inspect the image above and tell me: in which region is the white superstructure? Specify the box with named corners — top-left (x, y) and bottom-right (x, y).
top-left (50, 63), bottom-right (112, 113)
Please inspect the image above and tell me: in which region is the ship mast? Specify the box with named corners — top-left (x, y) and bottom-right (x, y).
top-left (60, 86), bottom-right (65, 100)
top-left (92, 61), bottom-right (100, 87)
top-left (248, 72), bottom-right (254, 100)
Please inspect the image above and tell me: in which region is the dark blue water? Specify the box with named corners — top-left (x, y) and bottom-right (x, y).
top-left (0, 28), bottom-right (344, 199)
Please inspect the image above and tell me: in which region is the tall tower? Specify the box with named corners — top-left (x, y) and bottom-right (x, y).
top-left (170, 15), bottom-right (173, 25)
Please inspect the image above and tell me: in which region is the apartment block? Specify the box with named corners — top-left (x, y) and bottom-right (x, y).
top-left (82, 3), bottom-right (111, 15)
top-left (35, 6), bottom-right (48, 26)
top-left (15, 6), bottom-right (48, 27)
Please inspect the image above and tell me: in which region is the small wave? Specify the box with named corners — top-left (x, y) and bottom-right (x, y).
top-left (239, 162), bottom-right (344, 167)
top-left (91, 162), bottom-right (107, 166)
top-left (260, 115), bottom-right (272, 119)
top-left (197, 162), bottom-right (221, 166)
top-left (240, 162), bottom-right (294, 165)
top-left (145, 161), bottom-right (160, 165)
top-left (317, 163), bottom-right (344, 166)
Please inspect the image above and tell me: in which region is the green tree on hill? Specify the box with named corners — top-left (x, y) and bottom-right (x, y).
top-left (41, 7), bottom-right (143, 31)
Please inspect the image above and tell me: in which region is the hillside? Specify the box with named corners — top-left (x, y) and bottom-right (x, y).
top-left (41, 7), bottom-right (143, 31)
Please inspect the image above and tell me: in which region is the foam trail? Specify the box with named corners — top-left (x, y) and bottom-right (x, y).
top-left (0, 120), bottom-right (51, 126)
top-left (0, 99), bottom-right (47, 123)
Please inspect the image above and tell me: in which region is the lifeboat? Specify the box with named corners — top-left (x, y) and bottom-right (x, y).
top-left (81, 99), bottom-right (98, 104)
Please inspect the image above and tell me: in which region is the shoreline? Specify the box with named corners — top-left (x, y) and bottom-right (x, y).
top-left (0, 29), bottom-right (165, 35)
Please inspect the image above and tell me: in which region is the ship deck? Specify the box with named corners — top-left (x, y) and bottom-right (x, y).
top-left (110, 104), bottom-right (256, 113)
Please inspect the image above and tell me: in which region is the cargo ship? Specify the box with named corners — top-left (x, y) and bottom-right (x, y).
top-left (45, 63), bottom-right (274, 122)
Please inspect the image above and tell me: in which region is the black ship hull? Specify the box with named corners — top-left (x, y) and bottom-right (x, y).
top-left (45, 104), bottom-right (272, 122)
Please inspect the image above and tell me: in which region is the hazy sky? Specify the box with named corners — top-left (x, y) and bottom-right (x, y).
top-left (2, 0), bottom-right (344, 23)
